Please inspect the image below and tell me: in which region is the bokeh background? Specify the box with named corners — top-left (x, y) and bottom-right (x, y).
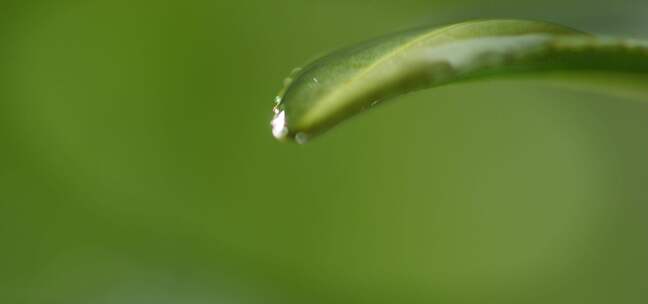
top-left (2, 1), bottom-right (648, 303)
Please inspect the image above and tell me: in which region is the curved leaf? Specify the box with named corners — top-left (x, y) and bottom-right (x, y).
top-left (270, 19), bottom-right (648, 143)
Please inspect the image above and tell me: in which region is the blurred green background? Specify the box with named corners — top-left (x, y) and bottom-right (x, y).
top-left (1, 1), bottom-right (648, 303)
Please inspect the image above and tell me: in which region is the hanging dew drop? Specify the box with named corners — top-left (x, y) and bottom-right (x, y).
top-left (271, 110), bottom-right (289, 140)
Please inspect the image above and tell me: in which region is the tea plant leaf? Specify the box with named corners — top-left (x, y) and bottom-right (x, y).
top-left (271, 19), bottom-right (648, 143)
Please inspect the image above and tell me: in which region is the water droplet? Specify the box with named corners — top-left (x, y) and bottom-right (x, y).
top-left (272, 97), bottom-right (282, 114)
top-left (370, 100), bottom-right (380, 107)
top-left (313, 77), bottom-right (320, 84)
top-left (295, 132), bottom-right (309, 144)
top-left (271, 110), bottom-right (288, 140)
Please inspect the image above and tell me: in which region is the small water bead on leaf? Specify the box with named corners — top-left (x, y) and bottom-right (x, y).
top-left (295, 132), bottom-right (309, 144)
top-left (270, 19), bottom-right (648, 143)
top-left (272, 98), bottom-right (282, 115)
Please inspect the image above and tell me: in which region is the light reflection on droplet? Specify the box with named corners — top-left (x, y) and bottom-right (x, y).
top-left (271, 110), bottom-right (288, 140)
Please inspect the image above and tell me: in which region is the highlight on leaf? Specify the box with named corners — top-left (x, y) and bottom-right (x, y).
top-left (270, 19), bottom-right (648, 143)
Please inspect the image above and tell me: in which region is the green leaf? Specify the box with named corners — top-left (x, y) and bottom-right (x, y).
top-left (271, 19), bottom-right (648, 143)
